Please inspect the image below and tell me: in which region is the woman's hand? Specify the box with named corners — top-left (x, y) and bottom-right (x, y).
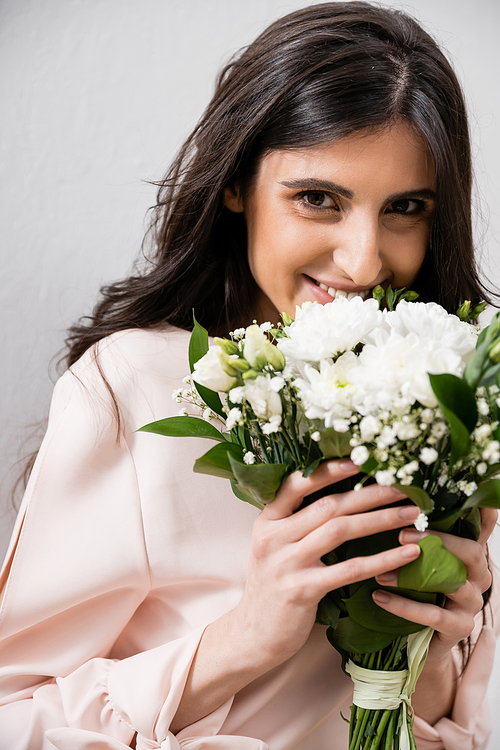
top-left (232, 458), bottom-right (422, 671)
top-left (372, 507), bottom-right (497, 724)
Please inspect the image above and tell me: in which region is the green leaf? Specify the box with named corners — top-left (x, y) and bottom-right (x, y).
top-left (393, 483), bottom-right (434, 514)
top-left (318, 428), bottom-right (352, 459)
top-left (302, 458), bottom-right (322, 478)
top-left (316, 593), bottom-right (342, 628)
top-left (464, 340), bottom-right (490, 390)
top-left (193, 442), bottom-right (244, 481)
top-left (428, 373), bottom-right (478, 433)
top-left (326, 616), bottom-right (396, 653)
top-left (397, 535), bottom-right (467, 594)
top-left (462, 477), bottom-right (500, 511)
top-left (138, 415), bottom-right (226, 442)
top-left (230, 480), bottom-right (264, 511)
top-left (344, 578), bottom-right (433, 635)
top-left (189, 313), bottom-right (225, 418)
top-left (228, 455), bottom-right (288, 505)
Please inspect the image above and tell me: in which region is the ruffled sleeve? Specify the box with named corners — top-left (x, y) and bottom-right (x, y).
top-left (0, 334), bottom-right (266, 750)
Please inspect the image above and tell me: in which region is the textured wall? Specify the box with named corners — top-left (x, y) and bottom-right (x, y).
top-left (1, 0), bottom-right (499, 743)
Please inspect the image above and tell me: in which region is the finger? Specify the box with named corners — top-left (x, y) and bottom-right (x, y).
top-left (478, 507), bottom-right (498, 547)
top-left (371, 589), bottom-right (476, 643)
top-left (298, 505), bottom-right (420, 561)
top-left (264, 460), bottom-right (360, 520)
top-left (398, 528), bottom-right (492, 592)
top-left (313, 543), bottom-right (421, 597)
top-left (277, 482), bottom-right (409, 543)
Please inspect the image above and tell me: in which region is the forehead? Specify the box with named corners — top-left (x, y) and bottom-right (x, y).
top-left (255, 122), bottom-right (435, 191)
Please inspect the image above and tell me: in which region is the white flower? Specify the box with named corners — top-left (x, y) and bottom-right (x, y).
top-left (431, 422), bottom-right (448, 439)
top-left (269, 376), bottom-right (285, 392)
top-left (172, 388), bottom-right (183, 402)
top-left (229, 386), bottom-right (245, 404)
top-left (477, 462), bottom-right (488, 476)
top-left (262, 414), bottom-right (282, 434)
top-left (278, 297), bottom-right (382, 362)
top-left (192, 346), bottom-right (238, 392)
top-left (232, 328), bottom-right (246, 339)
top-left (243, 325), bottom-right (285, 370)
top-left (483, 440), bottom-right (500, 461)
top-left (393, 421), bottom-right (421, 440)
top-left (259, 321), bottom-right (273, 332)
top-left (243, 451), bottom-right (256, 465)
top-left (243, 375), bottom-right (282, 420)
top-left (420, 408), bottom-right (434, 423)
top-left (359, 415), bottom-right (382, 441)
top-left (414, 513), bottom-right (429, 532)
top-left (351, 445), bottom-right (369, 465)
top-left (333, 418), bottom-right (350, 433)
top-left (311, 431), bottom-right (321, 442)
top-left (375, 469), bottom-right (396, 486)
top-left (376, 426), bottom-right (397, 449)
top-left (226, 408), bottom-right (242, 430)
top-left (293, 352), bottom-right (359, 427)
top-left (420, 447), bottom-right (439, 465)
top-left (475, 424), bottom-right (492, 439)
top-left (203, 407), bottom-right (212, 421)
top-left (478, 399), bottom-right (490, 416)
top-left (179, 407), bottom-right (188, 416)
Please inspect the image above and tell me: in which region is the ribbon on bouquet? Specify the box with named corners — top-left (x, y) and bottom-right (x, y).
top-left (345, 627), bottom-right (434, 750)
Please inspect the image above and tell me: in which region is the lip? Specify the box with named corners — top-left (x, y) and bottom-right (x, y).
top-left (303, 274), bottom-right (374, 301)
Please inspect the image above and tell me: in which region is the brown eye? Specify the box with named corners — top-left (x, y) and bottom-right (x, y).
top-left (387, 199), bottom-right (422, 215)
top-left (302, 191), bottom-right (336, 208)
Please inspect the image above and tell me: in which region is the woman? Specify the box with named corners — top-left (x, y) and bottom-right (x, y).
top-left (0, 3), bottom-right (497, 749)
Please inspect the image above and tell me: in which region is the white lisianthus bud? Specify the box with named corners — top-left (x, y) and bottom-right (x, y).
top-left (226, 407), bottom-right (242, 430)
top-left (311, 431), bottom-right (321, 442)
top-left (414, 513), bottom-right (428, 532)
top-left (192, 346), bottom-right (239, 392)
top-left (351, 445), bottom-right (369, 465)
top-left (243, 325), bottom-right (285, 371)
top-left (243, 451), bottom-right (256, 465)
top-left (419, 447), bottom-right (439, 465)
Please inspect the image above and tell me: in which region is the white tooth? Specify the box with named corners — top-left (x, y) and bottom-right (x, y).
top-left (336, 290), bottom-right (347, 298)
top-left (319, 283), bottom-right (329, 291)
top-left (327, 287), bottom-right (336, 298)
top-left (347, 292), bottom-right (357, 300)
top-left (360, 289), bottom-right (369, 299)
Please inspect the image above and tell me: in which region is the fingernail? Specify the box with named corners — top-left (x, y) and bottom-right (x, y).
top-left (401, 544), bottom-right (421, 559)
top-left (389, 487), bottom-right (407, 497)
top-left (340, 460), bottom-right (357, 472)
top-left (399, 529), bottom-right (424, 543)
top-left (399, 506), bottom-right (420, 521)
top-left (373, 590), bottom-right (391, 604)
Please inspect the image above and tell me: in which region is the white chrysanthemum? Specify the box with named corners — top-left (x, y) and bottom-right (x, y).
top-left (278, 297), bottom-right (382, 362)
top-left (242, 375), bottom-right (282, 420)
top-left (293, 351), bottom-right (360, 427)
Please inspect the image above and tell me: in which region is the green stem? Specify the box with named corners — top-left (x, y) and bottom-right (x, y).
top-left (369, 710), bottom-right (392, 750)
top-left (384, 709), bottom-right (398, 750)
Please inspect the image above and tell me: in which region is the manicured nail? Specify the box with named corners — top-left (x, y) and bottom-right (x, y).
top-left (399, 506), bottom-right (420, 521)
top-left (401, 544), bottom-right (421, 559)
top-left (399, 529), bottom-right (424, 543)
top-left (340, 460), bottom-right (357, 472)
top-left (373, 590), bottom-right (391, 604)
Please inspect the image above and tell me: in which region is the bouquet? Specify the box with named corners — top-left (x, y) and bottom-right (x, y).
top-left (140, 289), bottom-right (500, 750)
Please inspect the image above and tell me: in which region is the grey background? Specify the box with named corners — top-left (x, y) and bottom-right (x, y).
top-left (1, 0), bottom-right (499, 744)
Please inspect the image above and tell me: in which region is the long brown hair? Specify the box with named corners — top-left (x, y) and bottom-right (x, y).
top-left (65, 1), bottom-right (494, 369)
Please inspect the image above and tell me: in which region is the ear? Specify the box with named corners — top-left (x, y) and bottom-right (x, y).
top-left (223, 183), bottom-right (245, 213)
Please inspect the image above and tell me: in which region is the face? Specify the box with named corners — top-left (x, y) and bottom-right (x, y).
top-left (224, 122), bottom-right (436, 323)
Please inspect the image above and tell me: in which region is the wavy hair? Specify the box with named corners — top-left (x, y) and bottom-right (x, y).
top-left (65, 1), bottom-right (493, 368)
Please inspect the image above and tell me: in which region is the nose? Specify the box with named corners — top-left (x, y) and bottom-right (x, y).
top-left (332, 212), bottom-right (383, 287)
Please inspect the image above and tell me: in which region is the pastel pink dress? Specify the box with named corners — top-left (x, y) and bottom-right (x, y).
top-left (0, 328), bottom-right (497, 750)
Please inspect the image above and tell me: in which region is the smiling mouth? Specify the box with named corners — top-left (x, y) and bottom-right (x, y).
top-left (309, 277), bottom-right (371, 300)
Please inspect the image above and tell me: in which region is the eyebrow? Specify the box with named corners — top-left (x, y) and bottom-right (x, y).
top-left (279, 179), bottom-right (436, 203)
